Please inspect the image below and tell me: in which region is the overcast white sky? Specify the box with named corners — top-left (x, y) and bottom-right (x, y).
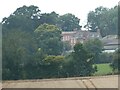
top-left (0, 0), bottom-right (119, 26)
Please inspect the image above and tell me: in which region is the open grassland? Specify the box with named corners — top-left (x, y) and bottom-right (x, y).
top-left (94, 63), bottom-right (113, 76)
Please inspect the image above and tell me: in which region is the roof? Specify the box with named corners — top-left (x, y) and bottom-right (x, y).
top-left (101, 35), bottom-right (119, 45)
top-left (62, 31), bottom-right (76, 35)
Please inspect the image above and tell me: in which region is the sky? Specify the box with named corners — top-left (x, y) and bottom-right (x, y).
top-left (0, 0), bottom-right (119, 26)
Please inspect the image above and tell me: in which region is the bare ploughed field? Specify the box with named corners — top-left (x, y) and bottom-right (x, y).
top-left (2, 75), bottom-right (119, 89)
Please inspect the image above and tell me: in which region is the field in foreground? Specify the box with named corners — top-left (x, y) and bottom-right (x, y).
top-left (2, 75), bottom-right (118, 88)
top-left (94, 63), bottom-right (113, 75)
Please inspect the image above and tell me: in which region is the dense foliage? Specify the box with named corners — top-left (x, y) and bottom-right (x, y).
top-left (110, 49), bottom-right (120, 73)
top-left (86, 6), bottom-right (118, 37)
top-left (71, 43), bottom-right (96, 76)
top-left (84, 39), bottom-right (103, 64)
top-left (34, 23), bottom-right (63, 55)
top-left (2, 5), bottom-right (118, 80)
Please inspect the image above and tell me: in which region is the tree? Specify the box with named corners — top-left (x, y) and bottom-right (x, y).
top-left (39, 13), bottom-right (82, 31)
top-left (64, 43), bottom-right (96, 77)
top-left (58, 13), bottom-right (81, 31)
top-left (99, 52), bottom-right (113, 63)
top-left (43, 55), bottom-right (64, 78)
top-left (39, 11), bottom-right (59, 25)
top-left (87, 6), bottom-right (118, 37)
top-left (61, 54), bottom-right (76, 77)
top-left (2, 5), bottom-right (41, 34)
top-left (84, 39), bottom-right (103, 64)
top-left (2, 30), bottom-right (37, 80)
top-left (23, 47), bottom-right (47, 79)
top-left (110, 49), bottom-right (120, 73)
top-left (34, 23), bottom-right (63, 55)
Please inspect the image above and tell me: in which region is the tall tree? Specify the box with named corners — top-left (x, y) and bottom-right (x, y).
top-left (64, 43), bottom-right (96, 77)
top-left (58, 13), bottom-right (81, 31)
top-left (84, 39), bottom-right (103, 64)
top-left (34, 23), bottom-right (63, 55)
top-left (87, 6), bottom-right (118, 37)
top-left (2, 5), bottom-right (41, 34)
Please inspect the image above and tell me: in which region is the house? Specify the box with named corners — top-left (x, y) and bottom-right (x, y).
top-left (62, 31), bottom-right (77, 47)
top-left (61, 29), bottom-right (101, 47)
top-left (101, 35), bottom-right (119, 51)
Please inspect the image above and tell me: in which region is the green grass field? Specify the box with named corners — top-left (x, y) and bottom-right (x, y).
top-left (94, 63), bottom-right (113, 76)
